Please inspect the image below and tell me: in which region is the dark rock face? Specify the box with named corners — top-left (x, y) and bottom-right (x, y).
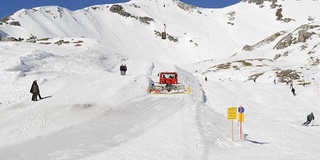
top-left (242, 0), bottom-right (277, 5)
top-left (274, 25), bottom-right (320, 50)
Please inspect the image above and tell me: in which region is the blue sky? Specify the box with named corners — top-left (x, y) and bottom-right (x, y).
top-left (0, 0), bottom-right (240, 19)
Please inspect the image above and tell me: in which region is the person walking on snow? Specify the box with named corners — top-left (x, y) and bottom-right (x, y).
top-left (253, 76), bottom-right (256, 83)
top-left (30, 80), bottom-right (42, 101)
top-left (120, 64), bottom-right (124, 75)
top-left (303, 112), bottom-right (315, 126)
top-left (291, 87), bottom-right (296, 96)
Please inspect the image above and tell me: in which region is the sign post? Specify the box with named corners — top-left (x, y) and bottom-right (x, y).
top-left (238, 106), bottom-right (245, 140)
top-left (228, 107), bottom-right (237, 141)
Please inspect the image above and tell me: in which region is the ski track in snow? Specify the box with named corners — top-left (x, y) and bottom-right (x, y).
top-left (1, 0), bottom-right (320, 159)
top-left (1, 95), bottom-right (190, 160)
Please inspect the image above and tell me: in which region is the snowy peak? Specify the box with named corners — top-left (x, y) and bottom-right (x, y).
top-left (1, 0), bottom-right (320, 64)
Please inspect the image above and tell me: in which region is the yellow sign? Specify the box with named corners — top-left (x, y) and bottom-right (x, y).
top-left (228, 107), bottom-right (237, 120)
top-left (238, 113), bottom-right (245, 122)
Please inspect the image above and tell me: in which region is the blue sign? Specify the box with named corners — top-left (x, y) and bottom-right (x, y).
top-left (238, 106), bottom-right (245, 113)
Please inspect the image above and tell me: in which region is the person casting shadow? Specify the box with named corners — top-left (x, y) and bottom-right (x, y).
top-left (303, 112), bottom-right (315, 126)
top-left (30, 80), bottom-right (42, 101)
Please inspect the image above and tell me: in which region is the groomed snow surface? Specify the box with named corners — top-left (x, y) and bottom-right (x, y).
top-left (1, 41), bottom-right (320, 160)
top-left (1, 0), bottom-right (320, 159)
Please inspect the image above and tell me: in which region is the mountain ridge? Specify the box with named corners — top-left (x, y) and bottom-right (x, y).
top-left (0, 0), bottom-right (319, 64)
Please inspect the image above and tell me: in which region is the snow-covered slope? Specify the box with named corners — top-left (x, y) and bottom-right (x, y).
top-left (1, 0), bottom-right (320, 159)
top-left (1, 0), bottom-right (319, 63)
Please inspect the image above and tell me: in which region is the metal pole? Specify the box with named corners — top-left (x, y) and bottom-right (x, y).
top-left (232, 120), bottom-right (234, 141)
top-left (240, 121), bottom-right (242, 140)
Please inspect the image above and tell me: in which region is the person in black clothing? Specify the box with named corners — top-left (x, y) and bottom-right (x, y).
top-left (30, 80), bottom-right (42, 101)
top-left (291, 87), bottom-right (296, 96)
top-left (120, 64), bottom-right (128, 75)
top-left (303, 112), bottom-right (315, 126)
top-left (120, 64), bottom-right (124, 75)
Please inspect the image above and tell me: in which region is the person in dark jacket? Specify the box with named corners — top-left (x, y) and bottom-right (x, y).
top-left (120, 64), bottom-right (124, 75)
top-left (30, 80), bottom-right (42, 101)
top-left (303, 112), bottom-right (315, 126)
top-left (291, 87), bottom-right (296, 96)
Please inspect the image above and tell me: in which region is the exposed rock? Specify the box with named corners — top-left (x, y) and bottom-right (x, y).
top-left (9, 21), bottom-right (21, 26)
top-left (242, 0), bottom-right (277, 5)
top-left (298, 30), bottom-right (314, 43)
top-left (109, 5), bottom-right (153, 25)
top-left (296, 24), bottom-right (319, 42)
top-left (274, 24), bottom-right (320, 50)
top-left (242, 45), bottom-right (254, 51)
top-left (0, 16), bottom-right (10, 23)
top-left (176, 2), bottom-right (197, 12)
top-left (139, 16), bottom-right (154, 25)
top-left (274, 33), bottom-right (293, 50)
top-left (308, 16), bottom-right (315, 22)
top-left (109, 5), bottom-right (124, 13)
top-left (307, 42), bottom-right (320, 54)
top-left (109, 5), bottom-right (132, 17)
top-left (276, 69), bottom-right (300, 82)
top-left (282, 18), bottom-right (295, 23)
top-left (275, 8), bottom-right (283, 20)
top-left (309, 57), bottom-right (320, 66)
top-left (273, 54), bottom-right (281, 60)
top-left (243, 31), bottom-right (287, 51)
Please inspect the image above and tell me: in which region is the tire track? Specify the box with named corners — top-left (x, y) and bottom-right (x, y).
top-left (1, 95), bottom-right (188, 160)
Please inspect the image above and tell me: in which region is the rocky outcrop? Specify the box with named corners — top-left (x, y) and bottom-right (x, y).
top-left (110, 5), bottom-right (132, 17)
top-left (275, 8), bottom-right (283, 20)
top-left (9, 21), bottom-right (21, 26)
top-left (242, 0), bottom-right (277, 5)
top-left (0, 16), bottom-right (21, 26)
top-left (273, 33), bottom-right (293, 50)
top-left (242, 31), bottom-right (287, 51)
top-left (109, 5), bottom-right (154, 25)
top-left (274, 24), bottom-right (320, 50)
top-left (176, 2), bottom-right (197, 12)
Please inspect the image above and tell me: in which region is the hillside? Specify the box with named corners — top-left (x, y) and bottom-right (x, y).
top-left (1, 0), bottom-right (319, 63)
top-left (1, 0), bottom-right (320, 159)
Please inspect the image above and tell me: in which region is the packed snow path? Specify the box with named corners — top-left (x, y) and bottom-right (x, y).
top-left (1, 95), bottom-right (203, 160)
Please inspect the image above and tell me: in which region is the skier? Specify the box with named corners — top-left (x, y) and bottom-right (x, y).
top-left (123, 64), bottom-right (127, 75)
top-left (253, 77), bottom-right (256, 83)
top-left (291, 87), bottom-right (296, 96)
top-left (274, 78), bottom-right (276, 84)
top-left (205, 76), bottom-right (207, 81)
top-left (30, 80), bottom-right (42, 101)
top-left (120, 64), bottom-right (124, 75)
top-left (303, 112), bottom-right (315, 126)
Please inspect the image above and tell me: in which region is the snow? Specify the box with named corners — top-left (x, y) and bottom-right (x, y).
top-left (1, 0), bottom-right (320, 159)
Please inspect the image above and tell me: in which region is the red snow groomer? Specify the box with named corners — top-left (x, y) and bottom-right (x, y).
top-left (150, 72), bottom-right (189, 94)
